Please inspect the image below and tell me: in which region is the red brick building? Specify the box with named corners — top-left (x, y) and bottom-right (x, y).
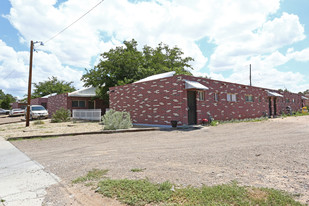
top-left (109, 72), bottom-right (305, 126)
top-left (47, 87), bottom-right (107, 116)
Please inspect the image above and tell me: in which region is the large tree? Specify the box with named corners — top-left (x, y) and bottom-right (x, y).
top-left (0, 89), bottom-right (16, 109)
top-left (31, 76), bottom-right (76, 99)
top-left (81, 39), bottom-right (193, 99)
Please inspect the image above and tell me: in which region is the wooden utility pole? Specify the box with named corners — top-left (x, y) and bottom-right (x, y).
top-left (26, 40), bottom-right (34, 127)
top-left (249, 64), bottom-right (252, 86)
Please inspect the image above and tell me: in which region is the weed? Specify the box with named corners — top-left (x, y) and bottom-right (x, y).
top-left (96, 179), bottom-right (302, 206)
top-left (72, 169), bottom-right (108, 184)
top-left (1, 199), bottom-right (5, 202)
top-left (34, 120), bottom-right (45, 125)
top-left (131, 168), bottom-right (145, 172)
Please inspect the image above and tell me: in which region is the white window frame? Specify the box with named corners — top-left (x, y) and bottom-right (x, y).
top-left (227, 93), bottom-right (237, 102)
top-left (198, 91), bottom-right (205, 101)
top-left (245, 95), bottom-right (253, 102)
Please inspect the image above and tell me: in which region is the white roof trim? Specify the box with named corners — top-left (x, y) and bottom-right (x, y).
top-left (267, 91), bottom-right (283, 97)
top-left (68, 87), bottom-right (96, 97)
top-left (134, 71), bottom-right (176, 83)
top-left (302, 96), bottom-right (309, 100)
top-left (42, 93), bottom-right (57, 98)
top-left (184, 80), bottom-right (209, 90)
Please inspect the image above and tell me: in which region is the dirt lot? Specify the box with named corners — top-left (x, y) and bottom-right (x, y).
top-left (11, 116), bottom-right (309, 205)
top-left (0, 115), bottom-right (22, 125)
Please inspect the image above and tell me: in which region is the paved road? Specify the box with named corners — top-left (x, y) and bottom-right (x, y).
top-left (0, 137), bottom-right (59, 206)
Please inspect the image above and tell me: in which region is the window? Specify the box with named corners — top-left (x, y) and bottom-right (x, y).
top-left (72, 101), bottom-right (78, 107)
top-left (227, 93), bottom-right (237, 102)
top-left (245, 95), bottom-right (253, 102)
top-left (214, 93), bottom-right (219, 101)
top-left (72, 100), bottom-right (86, 108)
top-left (198, 91), bottom-right (205, 101)
top-left (286, 99), bottom-right (290, 103)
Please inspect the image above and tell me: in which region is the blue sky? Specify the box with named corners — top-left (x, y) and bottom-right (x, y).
top-left (1, 0), bottom-right (309, 98)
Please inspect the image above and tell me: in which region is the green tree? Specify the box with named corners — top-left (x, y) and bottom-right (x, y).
top-left (0, 89), bottom-right (16, 109)
top-left (31, 76), bottom-right (76, 98)
top-left (81, 39), bottom-right (193, 100)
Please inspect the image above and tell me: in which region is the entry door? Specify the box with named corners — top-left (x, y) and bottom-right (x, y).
top-left (187, 91), bottom-right (197, 125)
top-left (268, 97), bottom-right (272, 117)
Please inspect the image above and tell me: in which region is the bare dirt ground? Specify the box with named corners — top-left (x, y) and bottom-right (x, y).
top-left (11, 116), bottom-right (309, 205)
top-left (0, 115), bottom-right (22, 125)
top-left (0, 119), bottom-right (103, 139)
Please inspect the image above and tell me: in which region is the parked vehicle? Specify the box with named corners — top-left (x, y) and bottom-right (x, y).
top-left (25, 105), bottom-right (48, 120)
top-left (0, 108), bottom-right (10, 115)
top-left (9, 108), bottom-right (25, 117)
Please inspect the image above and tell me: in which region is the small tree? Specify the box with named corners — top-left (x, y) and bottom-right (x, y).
top-left (102, 109), bottom-right (133, 130)
top-left (51, 108), bottom-right (71, 123)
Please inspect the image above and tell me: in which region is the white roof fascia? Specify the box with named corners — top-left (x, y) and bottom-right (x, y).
top-left (184, 80), bottom-right (209, 90)
top-left (42, 93), bottom-right (57, 98)
top-left (68, 87), bottom-right (96, 97)
top-left (134, 71), bottom-right (176, 83)
top-left (302, 96), bottom-right (309, 100)
top-left (267, 91), bottom-right (283, 97)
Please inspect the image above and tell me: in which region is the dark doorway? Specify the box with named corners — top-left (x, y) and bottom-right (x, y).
top-left (88, 101), bottom-right (94, 109)
top-left (273, 98), bottom-right (277, 116)
top-left (187, 91), bottom-right (197, 125)
top-left (41, 103), bottom-right (47, 109)
top-left (268, 97), bottom-right (272, 117)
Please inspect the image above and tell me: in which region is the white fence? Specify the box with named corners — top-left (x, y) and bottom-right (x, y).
top-left (72, 109), bottom-right (101, 121)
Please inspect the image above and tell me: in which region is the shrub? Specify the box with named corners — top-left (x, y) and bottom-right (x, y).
top-left (51, 108), bottom-right (71, 123)
top-left (102, 109), bottom-right (133, 130)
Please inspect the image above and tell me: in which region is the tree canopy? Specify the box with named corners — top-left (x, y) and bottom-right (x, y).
top-left (81, 39), bottom-right (194, 99)
top-left (31, 76), bottom-right (76, 99)
top-left (0, 89), bottom-right (16, 109)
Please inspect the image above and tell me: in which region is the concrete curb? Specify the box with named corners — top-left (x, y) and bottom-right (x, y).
top-left (7, 127), bottom-right (162, 141)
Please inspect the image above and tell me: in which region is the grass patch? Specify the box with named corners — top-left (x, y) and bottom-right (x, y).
top-left (96, 179), bottom-right (302, 206)
top-left (131, 168), bottom-right (146, 172)
top-left (8, 136), bottom-right (59, 141)
top-left (0, 199), bottom-right (5, 202)
top-left (214, 117), bottom-right (268, 126)
top-left (33, 120), bottom-right (45, 125)
top-left (72, 169), bottom-right (108, 184)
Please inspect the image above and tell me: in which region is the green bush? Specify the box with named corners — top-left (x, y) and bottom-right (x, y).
top-left (102, 109), bottom-right (133, 130)
top-left (51, 108), bottom-right (71, 123)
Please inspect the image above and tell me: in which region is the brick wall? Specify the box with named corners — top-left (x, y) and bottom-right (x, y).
top-left (109, 75), bottom-right (304, 125)
top-left (30, 97), bottom-right (48, 109)
top-left (12, 102), bottom-right (27, 109)
top-left (47, 93), bottom-right (68, 116)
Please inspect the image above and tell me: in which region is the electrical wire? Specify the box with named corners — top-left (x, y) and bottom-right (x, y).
top-left (44, 0), bottom-right (104, 45)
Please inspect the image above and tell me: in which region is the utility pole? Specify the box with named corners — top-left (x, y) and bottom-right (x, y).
top-left (249, 64), bottom-right (252, 86)
top-left (26, 40), bottom-right (34, 127)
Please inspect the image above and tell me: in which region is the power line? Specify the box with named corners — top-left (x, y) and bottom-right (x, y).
top-left (44, 0), bottom-right (104, 45)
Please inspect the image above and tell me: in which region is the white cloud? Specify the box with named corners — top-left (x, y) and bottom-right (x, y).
top-left (2, 0), bottom-right (309, 97)
top-left (0, 39), bottom-right (83, 97)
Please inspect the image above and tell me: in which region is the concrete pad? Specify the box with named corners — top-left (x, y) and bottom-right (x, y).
top-left (0, 137), bottom-right (59, 206)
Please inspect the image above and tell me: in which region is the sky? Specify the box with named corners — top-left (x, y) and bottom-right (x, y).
top-left (0, 0), bottom-right (309, 99)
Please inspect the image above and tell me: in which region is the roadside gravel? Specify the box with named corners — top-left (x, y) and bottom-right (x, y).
top-left (12, 116), bottom-right (309, 205)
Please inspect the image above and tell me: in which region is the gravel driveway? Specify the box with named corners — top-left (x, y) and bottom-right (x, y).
top-left (12, 116), bottom-right (309, 205)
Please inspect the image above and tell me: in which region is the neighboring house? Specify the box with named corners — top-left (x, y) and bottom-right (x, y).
top-left (109, 72), bottom-right (304, 126)
top-left (12, 101), bottom-right (27, 109)
top-left (304, 94), bottom-right (309, 107)
top-left (47, 87), bottom-right (107, 116)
